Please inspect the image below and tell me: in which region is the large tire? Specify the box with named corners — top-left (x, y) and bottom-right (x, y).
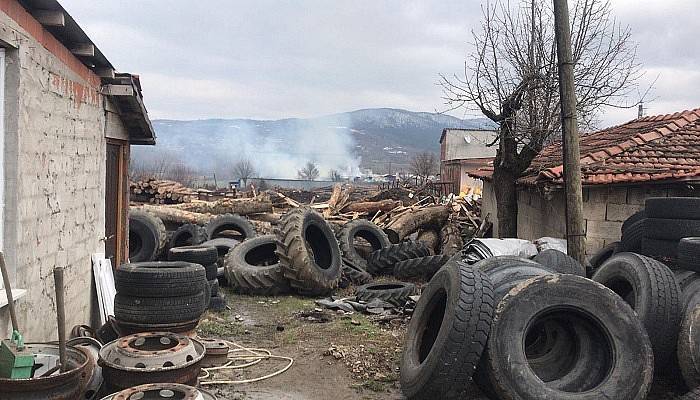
top-left (340, 259), bottom-right (372, 286)
top-left (400, 263), bottom-right (494, 399)
top-left (114, 291), bottom-right (207, 324)
top-left (641, 238), bottom-right (679, 259)
top-left (115, 262), bottom-right (207, 298)
top-left (206, 214), bottom-right (256, 241)
top-left (225, 235), bottom-right (290, 295)
top-left (588, 241), bottom-right (620, 271)
top-left (275, 208), bottom-right (342, 296)
top-left (128, 210), bottom-right (167, 262)
top-left (393, 255), bottom-right (450, 280)
top-left (646, 218), bottom-right (700, 241)
top-left (592, 252), bottom-right (681, 367)
top-left (473, 256), bottom-right (556, 302)
top-left (201, 237), bottom-right (240, 280)
top-left (622, 210), bottom-right (646, 234)
top-left (439, 223), bottom-right (463, 257)
top-left (679, 305), bottom-right (700, 389)
top-left (367, 242), bottom-right (431, 276)
top-left (675, 270), bottom-right (700, 316)
top-left (337, 219), bottom-right (390, 271)
top-left (356, 282), bottom-right (415, 306)
top-left (483, 274), bottom-right (653, 400)
top-left (168, 245), bottom-right (218, 280)
top-left (646, 197), bottom-right (700, 220)
top-left (170, 224), bottom-right (208, 248)
top-left (621, 218), bottom-right (645, 252)
top-left (679, 238), bottom-right (700, 272)
top-left (532, 249), bottom-right (585, 276)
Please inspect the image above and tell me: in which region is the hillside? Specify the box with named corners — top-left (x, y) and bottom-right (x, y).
top-left (133, 108), bottom-right (494, 179)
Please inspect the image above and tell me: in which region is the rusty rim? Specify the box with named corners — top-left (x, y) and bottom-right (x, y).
top-left (101, 383), bottom-right (217, 399)
top-left (100, 332), bottom-right (205, 372)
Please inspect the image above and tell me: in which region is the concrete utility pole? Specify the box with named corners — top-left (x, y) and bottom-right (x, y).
top-left (553, 0), bottom-right (586, 263)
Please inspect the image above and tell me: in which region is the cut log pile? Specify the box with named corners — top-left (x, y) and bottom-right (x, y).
top-left (130, 179), bottom-right (197, 204)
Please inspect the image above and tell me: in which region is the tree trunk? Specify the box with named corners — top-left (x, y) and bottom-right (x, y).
top-left (492, 167), bottom-right (518, 238)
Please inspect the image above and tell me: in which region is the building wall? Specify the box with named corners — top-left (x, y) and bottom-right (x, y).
top-left (0, 7), bottom-right (109, 340)
top-left (482, 180), bottom-right (700, 256)
top-left (442, 129), bottom-right (497, 161)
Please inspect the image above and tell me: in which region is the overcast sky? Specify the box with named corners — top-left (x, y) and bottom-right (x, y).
top-left (63, 0), bottom-right (699, 127)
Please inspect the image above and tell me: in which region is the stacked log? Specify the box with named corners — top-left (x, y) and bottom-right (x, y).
top-left (130, 179), bottom-right (196, 204)
top-left (170, 198), bottom-right (273, 216)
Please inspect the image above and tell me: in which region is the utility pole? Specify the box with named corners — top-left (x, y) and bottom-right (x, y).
top-left (553, 0), bottom-right (586, 263)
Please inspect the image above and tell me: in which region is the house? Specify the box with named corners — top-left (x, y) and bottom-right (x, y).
top-left (439, 128), bottom-right (497, 193)
top-left (472, 108), bottom-right (700, 255)
top-left (0, 0), bottom-right (155, 340)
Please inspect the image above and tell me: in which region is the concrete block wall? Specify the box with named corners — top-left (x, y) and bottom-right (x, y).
top-left (0, 9), bottom-right (107, 340)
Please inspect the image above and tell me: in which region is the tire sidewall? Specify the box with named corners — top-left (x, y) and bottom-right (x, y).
top-left (302, 213), bottom-right (341, 281)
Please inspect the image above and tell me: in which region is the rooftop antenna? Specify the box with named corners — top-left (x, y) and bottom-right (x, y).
top-left (638, 102), bottom-right (645, 119)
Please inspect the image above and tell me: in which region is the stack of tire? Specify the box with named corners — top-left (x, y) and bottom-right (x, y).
top-left (399, 249), bottom-right (700, 399)
top-left (224, 207), bottom-right (344, 296)
top-left (113, 261), bottom-right (210, 332)
top-left (168, 245), bottom-right (226, 310)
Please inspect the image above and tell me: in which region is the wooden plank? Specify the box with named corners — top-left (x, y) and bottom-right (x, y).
top-left (34, 10), bottom-right (65, 27)
top-left (70, 43), bottom-right (95, 57)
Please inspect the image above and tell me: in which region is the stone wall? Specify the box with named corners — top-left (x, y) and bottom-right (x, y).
top-left (0, 7), bottom-right (109, 340)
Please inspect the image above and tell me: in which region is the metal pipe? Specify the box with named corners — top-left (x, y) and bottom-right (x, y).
top-left (53, 266), bottom-right (67, 372)
top-left (0, 252), bottom-right (18, 332)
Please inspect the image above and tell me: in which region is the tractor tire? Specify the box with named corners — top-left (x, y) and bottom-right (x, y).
top-left (169, 224), bottom-right (208, 248)
top-left (225, 235), bottom-right (290, 295)
top-left (337, 219), bottom-right (390, 271)
top-left (206, 214), bottom-right (256, 241)
top-left (367, 241), bottom-right (431, 276)
top-left (356, 282), bottom-right (415, 306)
top-left (393, 255), bottom-right (450, 280)
top-left (128, 210), bottom-right (167, 262)
top-left (439, 223), bottom-right (464, 257)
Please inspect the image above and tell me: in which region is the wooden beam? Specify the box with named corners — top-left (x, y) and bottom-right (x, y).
top-left (101, 84), bottom-right (134, 97)
top-left (94, 67), bottom-right (115, 79)
top-left (70, 43), bottom-right (95, 57)
top-left (34, 10), bottom-right (65, 27)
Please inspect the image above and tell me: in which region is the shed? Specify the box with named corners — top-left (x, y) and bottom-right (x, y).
top-left (472, 108), bottom-right (700, 255)
top-left (439, 128), bottom-right (496, 193)
top-left (0, 0), bottom-right (155, 340)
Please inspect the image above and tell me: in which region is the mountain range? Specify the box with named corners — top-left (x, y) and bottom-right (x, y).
top-left (133, 108), bottom-right (494, 179)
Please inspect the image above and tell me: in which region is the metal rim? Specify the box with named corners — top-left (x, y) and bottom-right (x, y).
top-left (100, 383), bottom-right (217, 400)
top-left (99, 332), bottom-right (205, 372)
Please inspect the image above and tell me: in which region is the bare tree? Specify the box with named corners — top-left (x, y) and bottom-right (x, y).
top-left (440, 0), bottom-right (644, 237)
top-left (328, 169), bottom-right (343, 182)
top-left (410, 152), bottom-right (438, 182)
top-left (298, 161), bottom-right (320, 181)
top-left (166, 163), bottom-right (197, 187)
top-left (232, 158), bottom-right (256, 187)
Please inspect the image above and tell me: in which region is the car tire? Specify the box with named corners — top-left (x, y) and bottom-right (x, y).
top-left (115, 262), bottom-right (207, 298)
top-left (114, 291), bottom-right (208, 324)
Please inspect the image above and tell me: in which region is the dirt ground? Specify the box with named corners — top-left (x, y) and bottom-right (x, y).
top-left (196, 288), bottom-right (686, 400)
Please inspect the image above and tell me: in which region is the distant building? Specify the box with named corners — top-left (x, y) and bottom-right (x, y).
top-left (439, 128), bottom-right (497, 193)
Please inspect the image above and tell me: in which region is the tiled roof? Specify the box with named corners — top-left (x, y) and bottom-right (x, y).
top-left (468, 108), bottom-right (700, 186)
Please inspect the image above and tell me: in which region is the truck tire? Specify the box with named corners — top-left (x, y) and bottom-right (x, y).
top-left (337, 219), bottom-right (390, 271)
top-left (646, 197), bottom-right (700, 220)
top-left (588, 241), bottom-right (620, 271)
top-left (356, 282), bottom-right (415, 306)
top-left (641, 238), bottom-right (679, 259)
top-left (439, 223), bottom-right (463, 257)
top-left (645, 218), bottom-right (700, 241)
top-left (206, 214), bottom-right (256, 241)
top-left (225, 235), bottom-right (290, 295)
top-left (483, 274), bottom-right (653, 400)
top-left (128, 210), bottom-right (167, 262)
top-left (367, 241), bottom-right (430, 276)
top-left (275, 208), bottom-right (342, 296)
top-left (400, 263), bottom-right (494, 399)
top-left (393, 255), bottom-right (450, 280)
top-left (621, 218), bottom-right (645, 252)
top-left (170, 224), bottom-right (208, 248)
top-left (675, 270), bottom-right (700, 316)
top-left (679, 305), bottom-right (700, 389)
top-left (115, 262), bottom-right (207, 298)
top-left (622, 210), bottom-right (646, 234)
top-left (679, 238), bottom-right (700, 272)
top-left (473, 256), bottom-right (557, 302)
top-left (114, 291), bottom-right (208, 324)
top-left (592, 252), bottom-right (681, 367)
top-left (532, 249), bottom-right (585, 276)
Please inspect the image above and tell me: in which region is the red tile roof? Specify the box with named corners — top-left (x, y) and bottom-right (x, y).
top-left (469, 108), bottom-right (700, 186)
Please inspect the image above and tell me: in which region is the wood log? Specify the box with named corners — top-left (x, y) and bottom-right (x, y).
top-left (247, 213), bottom-right (282, 224)
top-left (384, 205), bottom-right (450, 242)
top-left (416, 229), bottom-right (440, 254)
top-left (168, 199), bottom-right (273, 216)
top-left (134, 204), bottom-right (211, 225)
top-left (341, 200), bottom-right (401, 214)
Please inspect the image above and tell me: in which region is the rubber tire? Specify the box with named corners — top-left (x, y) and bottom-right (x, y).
top-left (621, 218), bottom-right (645, 252)
top-left (225, 235), bottom-right (290, 295)
top-left (356, 282), bottom-right (415, 306)
top-left (646, 197), bottom-right (700, 220)
top-left (483, 274), bottom-right (653, 400)
top-left (114, 262), bottom-right (207, 298)
top-left (678, 387), bottom-right (700, 400)
top-left (622, 210), bottom-right (646, 234)
top-left (394, 255), bottom-right (450, 280)
top-left (114, 291), bottom-right (207, 324)
top-left (532, 249), bottom-right (585, 276)
top-left (206, 213), bottom-right (256, 240)
top-left (679, 238), bottom-right (700, 272)
top-left (592, 252), bottom-right (681, 367)
top-left (201, 238), bottom-right (240, 260)
top-left (170, 224), bottom-right (208, 248)
top-left (275, 208), bottom-right (342, 296)
top-left (588, 241), bottom-right (620, 271)
top-left (209, 279), bottom-right (219, 297)
top-left (337, 219), bottom-right (390, 271)
top-left (675, 270), bottom-right (700, 316)
top-left (641, 238), bottom-right (679, 259)
top-left (439, 223), bottom-right (464, 257)
top-left (679, 305), bottom-right (700, 390)
top-left (128, 210), bottom-right (167, 262)
top-left (367, 241), bottom-right (431, 276)
top-left (341, 259), bottom-right (372, 286)
top-left (472, 256), bottom-right (556, 302)
top-left (645, 218), bottom-right (700, 241)
top-left (168, 245), bottom-right (219, 266)
top-left (400, 262), bottom-right (494, 399)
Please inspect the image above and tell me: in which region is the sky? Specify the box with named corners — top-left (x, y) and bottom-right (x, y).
top-left (62, 0), bottom-right (700, 128)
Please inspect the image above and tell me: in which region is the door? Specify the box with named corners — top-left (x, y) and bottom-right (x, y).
top-left (105, 140), bottom-right (127, 267)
